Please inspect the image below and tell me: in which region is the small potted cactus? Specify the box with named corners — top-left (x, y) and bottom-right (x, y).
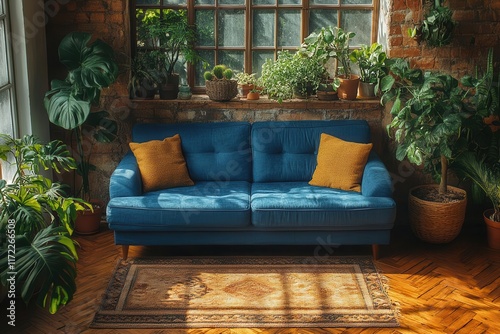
top-left (204, 64), bottom-right (238, 101)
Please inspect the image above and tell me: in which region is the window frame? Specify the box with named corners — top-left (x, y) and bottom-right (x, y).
top-left (130, 0), bottom-right (380, 92)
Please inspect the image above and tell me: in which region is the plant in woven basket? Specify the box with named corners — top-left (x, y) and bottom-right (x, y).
top-left (204, 65), bottom-right (238, 101)
top-left (380, 58), bottom-right (475, 243)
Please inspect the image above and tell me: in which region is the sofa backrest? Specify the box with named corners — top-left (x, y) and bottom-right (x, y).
top-left (252, 120), bottom-right (372, 182)
top-left (132, 122), bottom-right (252, 182)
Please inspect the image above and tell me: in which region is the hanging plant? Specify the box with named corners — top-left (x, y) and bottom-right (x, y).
top-left (408, 0), bottom-right (455, 47)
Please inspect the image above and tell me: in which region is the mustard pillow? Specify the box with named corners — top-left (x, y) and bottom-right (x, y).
top-left (309, 133), bottom-right (373, 192)
top-left (129, 134), bottom-right (194, 192)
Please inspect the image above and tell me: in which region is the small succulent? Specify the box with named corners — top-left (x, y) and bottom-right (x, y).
top-left (204, 71), bottom-right (214, 81)
top-left (213, 65), bottom-right (227, 79)
top-left (223, 69), bottom-right (233, 80)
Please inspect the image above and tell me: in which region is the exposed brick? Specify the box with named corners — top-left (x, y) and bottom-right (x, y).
top-left (108, 13), bottom-right (124, 24)
top-left (111, 1), bottom-right (124, 12)
top-left (75, 12), bottom-right (90, 23)
top-left (390, 24), bottom-right (402, 36)
top-left (392, 0), bottom-right (409, 11)
top-left (90, 13), bottom-right (105, 23)
top-left (412, 57), bottom-right (436, 70)
top-left (466, 0), bottom-right (484, 9)
top-left (390, 36), bottom-right (403, 47)
top-left (83, 0), bottom-right (107, 12)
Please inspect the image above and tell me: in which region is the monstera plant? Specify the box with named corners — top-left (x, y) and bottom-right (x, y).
top-left (44, 32), bottom-right (118, 202)
top-left (0, 134), bottom-right (88, 313)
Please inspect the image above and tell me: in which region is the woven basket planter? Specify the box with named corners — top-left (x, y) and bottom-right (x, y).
top-left (408, 185), bottom-right (467, 244)
top-left (205, 79), bottom-right (238, 101)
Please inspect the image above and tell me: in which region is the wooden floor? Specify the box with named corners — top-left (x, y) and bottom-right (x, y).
top-left (1, 223), bottom-right (499, 334)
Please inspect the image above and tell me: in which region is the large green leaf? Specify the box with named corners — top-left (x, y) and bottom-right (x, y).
top-left (58, 32), bottom-right (92, 70)
top-left (0, 226), bottom-right (78, 314)
top-left (45, 89), bottom-right (91, 130)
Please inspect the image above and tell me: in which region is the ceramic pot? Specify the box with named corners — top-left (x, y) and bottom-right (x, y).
top-left (239, 84), bottom-right (255, 98)
top-left (75, 200), bottom-right (103, 235)
top-left (177, 84), bottom-right (192, 100)
top-left (358, 81), bottom-right (376, 99)
top-left (484, 209), bottom-right (500, 250)
top-left (159, 74), bottom-right (179, 100)
top-left (337, 75), bottom-right (360, 100)
top-left (316, 90), bottom-right (339, 101)
top-left (246, 91), bottom-right (260, 100)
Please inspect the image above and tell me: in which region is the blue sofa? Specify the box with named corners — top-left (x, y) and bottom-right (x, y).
top-left (107, 120), bottom-right (396, 259)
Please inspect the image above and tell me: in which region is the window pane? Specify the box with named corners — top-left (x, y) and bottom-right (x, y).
top-left (309, 10), bottom-right (337, 34)
top-left (253, 10), bottom-right (275, 47)
top-left (0, 89), bottom-right (13, 136)
top-left (195, 0), bottom-right (215, 4)
top-left (196, 10), bottom-right (215, 46)
top-left (341, 10), bottom-right (371, 46)
top-left (0, 21), bottom-right (8, 87)
top-left (136, 9), bottom-right (160, 48)
top-left (218, 51), bottom-right (244, 73)
top-left (220, 0), bottom-right (245, 4)
top-left (163, 0), bottom-right (186, 4)
top-left (279, 0), bottom-right (300, 4)
top-left (277, 10), bottom-right (301, 47)
top-left (254, 0), bottom-right (275, 4)
top-left (196, 50), bottom-right (214, 86)
top-left (252, 51), bottom-right (274, 76)
top-left (342, 0), bottom-right (371, 4)
top-left (0, 0), bottom-right (3, 15)
top-left (218, 10), bottom-right (245, 47)
top-left (310, 0), bottom-right (338, 4)
top-left (137, 0), bottom-right (160, 4)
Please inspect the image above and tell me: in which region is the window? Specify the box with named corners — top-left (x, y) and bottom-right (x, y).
top-left (0, 0), bottom-right (16, 137)
top-left (131, 0), bottom-right (379, 90)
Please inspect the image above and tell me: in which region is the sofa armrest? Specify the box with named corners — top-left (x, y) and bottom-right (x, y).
top-left (361, 152), bottom-right (393, 198)
top-left (109, 151), bottom-right (142, 198)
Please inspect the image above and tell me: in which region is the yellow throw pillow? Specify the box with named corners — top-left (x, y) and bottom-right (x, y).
top-left (309, 133), bottom-right (373, 192)
top-left (129, 134), bottom-right (194, 192)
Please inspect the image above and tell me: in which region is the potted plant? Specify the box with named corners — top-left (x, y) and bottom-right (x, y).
top-left (316, 76), bottom-right (341, 101)
top-left (349, 43), bottom-right (387, 99)
top-left (136, 9), bottom-right (201, 100)
top-left (408, 0), bottom-right (455, 47)
top-left (260, 50), bottom-right (326, 102)
top-left (235, 72), bottom-right (258, 98)
top-left (129, 52), bottom-right (158, 99)
top-left (246, 80), bottom-right (263, 100)
top-left (299, 26), bottom-right (358, 100)
top-left (455, 49), bottom-right (500, 249)
top-left (44, 32), bottom-right (118, 234)
top-left (381, 58), bottom-right (471, 243)
top-left (0, 134), bottom-right (89, 313)
top-left (204, 64), bottom-right (238, 101)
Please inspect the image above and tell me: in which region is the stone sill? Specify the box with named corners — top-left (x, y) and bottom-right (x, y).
top-left (130, 94), bottom-right (381, 111)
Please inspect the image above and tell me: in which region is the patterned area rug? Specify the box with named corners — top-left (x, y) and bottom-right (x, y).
top-left (90, 256), bottom-right (399, 328)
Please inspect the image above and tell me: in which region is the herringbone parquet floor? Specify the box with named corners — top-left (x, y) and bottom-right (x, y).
top-left (1, 223), bottom-right (499, 334)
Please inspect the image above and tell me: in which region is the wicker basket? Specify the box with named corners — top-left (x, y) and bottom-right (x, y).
top-left (205, 79), bottom-right (238, 101)
top-left (408, 185), bottom-right (467, 244)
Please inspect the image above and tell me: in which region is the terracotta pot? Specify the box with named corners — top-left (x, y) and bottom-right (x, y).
top-left (337, 75), bottom-right (360, 100)
top-left (358, 81), bottom-right (376, 99)
top-left (484, 209), bottom-right (500, 250)
top-left (239, 84), bottom-right (255, 98)
top-left (408, 185), bottom-right (467, 244)
top-left (75, 200), bottom-right (103, 235)
top-left (316, 90), bottom-right (339, 101)
top-left (246, 91), bottom-right (260, 100)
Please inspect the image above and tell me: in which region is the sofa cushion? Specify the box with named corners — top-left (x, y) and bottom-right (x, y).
top-left (252, 120), bottom-right (371, 182)
top-left (107, 181), bottom-right (251, 231)
top-left (251, 182), bottom-right (396, 229)
top-left (129, 134), bottom-right (194, 192)
top-left (131, 122), bottom-right (252, 182)
top-left (309, 133), bottom-right (373, 192)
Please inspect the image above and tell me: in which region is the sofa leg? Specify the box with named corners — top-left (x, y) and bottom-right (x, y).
top-left (372, 244), bottom-right (380, 260)
top-left (122, 245), bottom-right (129, 260)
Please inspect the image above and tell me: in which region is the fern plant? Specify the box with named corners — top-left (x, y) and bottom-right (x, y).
top-left (0, 134), bottom-right (89, 313)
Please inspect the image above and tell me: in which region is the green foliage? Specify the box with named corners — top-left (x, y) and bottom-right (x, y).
top-left (261, 50), bottom-right (326, 102)
top-left (381, 58), bottom-right (472, 193)
top-left (136, 9), bottom-right (203, 81)
top-left (454, 49), bottom-right (500, 219)
top-left (203, 71), bottom-right (214, 81)
top-left (44, 32), bottom-right (118, 200)
top-left (299, 26), bottom-right (356, 78)
top-left (213, 65), bottom-right (227, 79)
top-left (223, 69), bottom-right (233, 80)
top-left (204, 64), bottom-right (234, 81)
top-left (349, 43), bottom-right (387, 84)
top-left (0, 134), bottom-right (88, 314)
top-left (411, 0), bottom-right (455, 47)
top-left (235, 72), bottom-right (258, 86)
top-left (129, 51), bottom-right (158, 97)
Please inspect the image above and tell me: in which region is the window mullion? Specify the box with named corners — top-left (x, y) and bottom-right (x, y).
top-left (302, 0), bottom-right (309, 43)
top-left (245, 0), bottom-right (251, 73)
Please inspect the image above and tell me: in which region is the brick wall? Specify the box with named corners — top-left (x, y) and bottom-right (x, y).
top-left (45, 0), bottom-right (499, 208)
